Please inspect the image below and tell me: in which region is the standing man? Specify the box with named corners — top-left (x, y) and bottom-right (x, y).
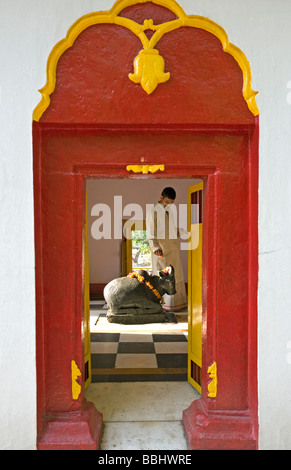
top-left (146, 187), bottom-right (188, 311)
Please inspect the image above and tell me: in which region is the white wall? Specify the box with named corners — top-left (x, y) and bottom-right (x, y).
top-left (87, 179), bottom-right (199, 284)
top-left (0, 0), bottom-right (291, 449)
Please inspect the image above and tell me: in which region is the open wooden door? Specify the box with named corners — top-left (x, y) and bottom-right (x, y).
top-left (188, 182), bottom-right (204, 394)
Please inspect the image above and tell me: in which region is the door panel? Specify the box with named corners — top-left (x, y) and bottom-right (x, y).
top-left (188, 182), bottom-right (203, 393)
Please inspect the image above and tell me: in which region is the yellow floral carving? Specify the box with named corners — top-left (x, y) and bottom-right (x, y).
top-left (207, 361), bottom-right (217, 398)
top-left (142, 19), bottom-right (157, 31)
top-left (71, 360), bottom-right (81, 400)
top-left (126, 164), bottom-right (165, 174)
top-left (129, 49), bottom-right (170, 94)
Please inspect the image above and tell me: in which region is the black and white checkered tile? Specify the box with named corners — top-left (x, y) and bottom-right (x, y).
top-left (90, 300), bottom-right (188, 382)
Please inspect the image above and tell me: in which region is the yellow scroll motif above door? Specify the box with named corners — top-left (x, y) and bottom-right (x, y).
top-left (126, 164), bottom-right (165, 174)
top-left (33, 0), bottom-right (259, 121)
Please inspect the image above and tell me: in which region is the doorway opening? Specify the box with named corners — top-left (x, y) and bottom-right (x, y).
top-left (85, 177), bottom-right (202, 389)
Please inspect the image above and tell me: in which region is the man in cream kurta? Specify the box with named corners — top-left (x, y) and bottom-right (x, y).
top-left (146, 187), bottom-right (188, 311)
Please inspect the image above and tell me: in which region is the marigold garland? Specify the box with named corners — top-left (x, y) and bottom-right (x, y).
top-left (128, 271), bottom-right (165, 304)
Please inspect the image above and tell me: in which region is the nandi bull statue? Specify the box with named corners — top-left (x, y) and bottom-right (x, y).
top-left (103, 265), bottom-right (176, 324)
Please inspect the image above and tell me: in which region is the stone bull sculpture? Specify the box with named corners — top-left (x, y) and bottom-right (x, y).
top-left (103, 265), bottom-right (176, 324)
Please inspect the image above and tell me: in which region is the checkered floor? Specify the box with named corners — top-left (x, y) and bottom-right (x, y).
top-left (90, 300), bottom-right (188, 382)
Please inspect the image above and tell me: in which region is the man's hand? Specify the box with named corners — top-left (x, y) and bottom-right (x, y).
top-left (154, 249), bottom-right (164, 258)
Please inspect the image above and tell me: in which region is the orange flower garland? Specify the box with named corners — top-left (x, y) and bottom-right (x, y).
top-left (128, 271), bottom-right (165, 304)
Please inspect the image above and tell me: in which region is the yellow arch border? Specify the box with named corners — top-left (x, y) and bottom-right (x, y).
top-left (33, 0), bottom-right (259, 121)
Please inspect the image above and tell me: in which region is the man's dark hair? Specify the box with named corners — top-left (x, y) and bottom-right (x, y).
top-left (161, 187), bottom-right (176, 199)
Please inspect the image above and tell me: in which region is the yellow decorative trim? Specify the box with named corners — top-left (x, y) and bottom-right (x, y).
top-left (207, 361), bottom-right (217, 398)
top-left (71, 360), bottom-right (81, 400)
top-left (33, 0), bottom-right (259, 121)
top-left (126, 164), bottom-right (164, 174)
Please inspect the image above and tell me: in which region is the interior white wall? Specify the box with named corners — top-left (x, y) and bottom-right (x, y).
top-left (87, 179), bottom-right (199, 284)
top-left (0, 0), bottom-right (290, 450)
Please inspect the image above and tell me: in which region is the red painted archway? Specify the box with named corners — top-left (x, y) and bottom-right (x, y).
top-left (33, 0), bottom-right (259, 449)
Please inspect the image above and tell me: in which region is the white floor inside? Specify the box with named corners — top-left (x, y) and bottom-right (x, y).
top-left (85, 381), bottom-right (200, 450)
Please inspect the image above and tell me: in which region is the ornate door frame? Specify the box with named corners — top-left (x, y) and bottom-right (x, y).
top-left (33, 0), bottom-right (259, 450)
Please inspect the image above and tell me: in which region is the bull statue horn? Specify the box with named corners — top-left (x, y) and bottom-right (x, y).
top-left (163, 265), bottom-right (173, 274)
